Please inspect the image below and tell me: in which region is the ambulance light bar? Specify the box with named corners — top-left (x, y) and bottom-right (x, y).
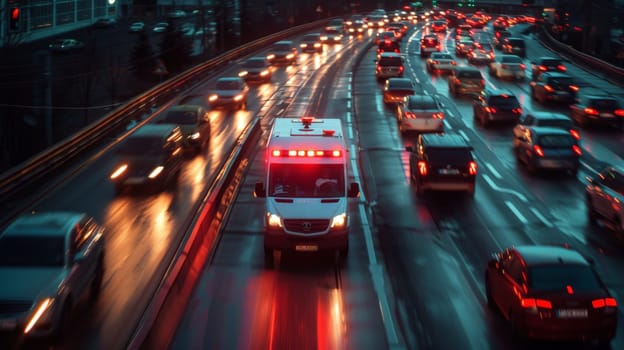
top-left (271, 149), bottom-right (342, 157)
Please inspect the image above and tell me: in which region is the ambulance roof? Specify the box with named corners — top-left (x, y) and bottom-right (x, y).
top-left (269, 118), bottom-right (345, 149)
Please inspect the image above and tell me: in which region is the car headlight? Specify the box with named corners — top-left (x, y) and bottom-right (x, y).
top-left (286, 53), bottom-right (294, 59)
top-left (314, 43), bottom-right (321, 48)
top-left (330, 213), bottom-right (347, 229)
top-left (320, 36), bottom-right (328, 41)
top-left (266, 54), bottom-right (275, 60)
top-left (110, 164), bottom-right (128, 179)
top-left (260, 70), bottom-right (269, 76)
top-left (300, 43), bottom-right (308, 48)
top-left (208, 94), bottom-right (218, 102)
top-left (24, 298), bottom-right (54, 334)
top-left (189, 132), bottom-right (200, 140)
top-left (148, 166), bottom-right (164, 179)
top-left (238, 71), bottom-right (248, 77)
top-left (233, 94), bottom-right (244, 102)
top-left (267, 213), bottom-right (282, 228)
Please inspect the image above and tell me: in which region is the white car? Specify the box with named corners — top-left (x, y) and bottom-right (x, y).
top-left (426, 52), bottom-right (456, 73)
top-left (397, 94), bottom-right (445, 133)
top-left (129, 22), bottom-right (145, 32)
top-left (208, 77), bottom-right (250, 110)
top-left (489, 54), bottom-right (526, 80)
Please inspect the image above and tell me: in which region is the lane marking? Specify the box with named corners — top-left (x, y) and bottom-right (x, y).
top-left (443, 119), bottom-right (452, 130)
top-left (485, 162), bottom-right (502, 180)
top-left (505, 200), bottom-right (528, 224)
top-left (529, 207), bottom-right (554, 228)
top-left (458, 129), bottom-right (469, 142)
top-left (482, 174), bottom-right (528, 202)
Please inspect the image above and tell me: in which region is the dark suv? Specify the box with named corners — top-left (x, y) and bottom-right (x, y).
top-left (472, 88), bottom-right (522, 127)
top-left (405, 133), bottom-right (478, 196)
top-left (530, 72), bottom-right (578, 104)
top-left (501, 37), bottom-right (526, 58)
top-left (570, 91), bottom-right (624, 130)
top-left (449, 66), bottom-right (485, 97)
top-left (586, 165), bottom-right (624, 234)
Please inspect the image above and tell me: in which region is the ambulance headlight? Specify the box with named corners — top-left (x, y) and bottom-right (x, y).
top-left (267, 213), bottom-right (282, 228)
top-left (330, 213), bottom-right (346, 229)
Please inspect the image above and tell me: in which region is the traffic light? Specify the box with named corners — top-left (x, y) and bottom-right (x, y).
top-left (9, 7), bottom-right (21, 31)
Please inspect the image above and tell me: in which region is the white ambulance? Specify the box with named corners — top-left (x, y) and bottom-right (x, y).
top-left (254, 117), bottom-right (360, 263)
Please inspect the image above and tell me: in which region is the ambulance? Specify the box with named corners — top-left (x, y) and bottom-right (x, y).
top-left (254, 117), bottom-right (360, 262)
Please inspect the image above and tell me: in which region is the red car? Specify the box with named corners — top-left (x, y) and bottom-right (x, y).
top-left (485, 245), bottom-right (617, 344)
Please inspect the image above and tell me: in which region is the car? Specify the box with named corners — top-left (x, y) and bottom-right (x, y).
top-left (488, 54), bottom-right (526, 80)
top-left (208, 77), bottom-right (250, 110)
top-left (426, 52), bottom-right (456, 73)
top-left (347, 20), bottom-right (368, 35)
top-left (109, 124), bottom-right (184, 193)
top-left (0, 211), bottom-right (105, 340)
top-left (530, 72), bottom-right (579, 104)
top-left (430, 20), bottom-right (448, 33)
top-left (467, 44), bottom-right (495, 65)
top-left (93, 17), bottom-right (117, 28)
top-left (384, 23), bottom-right (404, 40)
top-left (485, 245), bottom-right (617, 344)
top-left (328, 18), bottom-right (345, 29)
top-left (512, 126), bottom-right (581, 175)
top-left (455, 39), bottom-right (475, 57)
top-left (238, 56), bottom-right (273, 83)
top-left (299, 33), bottom-right (323, 53)
top-left (586, 165), bottom-right (624, 234)
top-left (405, 133), bottom-right (477, 196)
top-left (455, 24), bottom-right (473, 40)
top-left (374, 52), bottom-right (404, 80)
top-left (153, 22), bottom-right (170, 33)
top-left (531, 56), bottom-right (567, 79)
top-left (420, 34), bottom-right (440, 57)
top-left (377, 39), bottom-right (401, 54)
top-left (366, 14), bottom-right (386, 28)
top-left (501, 37), bottom-right (526, 58)
top-left (493, 29), bottom-right (511, 49)
top-left (472, 88), bottom-right (522, 127)
top-left (375, 31), bottom-right (399, 45)
top-left (48, 39), bottom-right (85, 53)
top-left (397, 94), bottom-right (445, 133)
top-left (129, 22), bottom-right (145, 33)
top-left (345, 14), bottom-right (364, 26)
top-left (160, 105), bottom-right (211, 152)
top-left (448, 66), bottom-right (485, 97)
top-left (492, 18), bottom-right (508, 31)
top-left (320, 26), bottom-right (343, 44)
top-left (266, 40), bottom-right (298, 65)
top-left (570, 91), bottom-right (624, 129)
top-left (514, 112), bottom-right (581, 142)
top-left (382, 77), bottom-right (415, 105)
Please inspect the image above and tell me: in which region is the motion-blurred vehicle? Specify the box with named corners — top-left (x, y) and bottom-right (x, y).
top-left (406, 133), bottom-right (477, 196)
top-left (238, 56), bottom-right (273, 83)
top-left (375, 31), bottom-right (399, 45)
top-left (501, 37), bottom-right (526, 58)
top-left (514, 112), bottom-right (581, 142)
top-left (455, 24), bottom-right (473, 40)
top-left (586, 165), bottom-right (624, 234)
top-left (472, 88), bottom-right (522, 127)
top-left (531, 56), bottom-right (567, 79)
top-left (430, 20), bottom-right (448, 33)
top-left (467, 44), bottom-right (495, 65)
top-left (397, 94), bottom-right (445, 133)
top-left (382, 77), bottom-right (415, 105)
top-left (374, 52), bottom-right (404, 80)
top-left (455, 39), bottom-right (475, 57)
top-left (513, 126), bottom-right (581, 175)
top-left (299, 33), bottom-right (323, 53)
top-left (160, 105), bottom-right (211, 152)
top-left (488, 54), bottom-right (526, 80)
top-left (569, 91), bottom-right (624, 129)
top-left (420, 34), bottom-right (440, 57)
top-left (448, 66), bottom-right (485, 97)
top-left (152, 22), bottom-right (170, 33)
top-left (208, 77), bottom-right (250, 110)
top-left (320, 26), bottom-right (343, 44)
top-left (109, 124), bottom-right (184, 193)
top-left (0, 211), bottom-right (105, 340)
top-left (493, 29), bottom-right (511, 49)
top-left (347, 20), bottom-right (367, 35)
top-left (129, 22), bottom-right (145, 32)
top-left (485, 245), bottom-right (617, 344)
top-left (426, 52), bottom-right (456, 73)
top-left (266, 40), bottom-right (298, 65)
top-left (377, 38), bottom-right (400, 54)
top-left (48, 39), bottom-right (85, 53)
top-left (530, 72), bottom-right (578, 104)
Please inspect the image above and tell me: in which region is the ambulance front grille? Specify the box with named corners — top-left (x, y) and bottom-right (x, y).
top-left (283, 219), bottom-right (330, 234)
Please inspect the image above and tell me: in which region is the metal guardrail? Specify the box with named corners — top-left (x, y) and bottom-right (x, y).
top-left (0, 19), bottom-right (327, 206)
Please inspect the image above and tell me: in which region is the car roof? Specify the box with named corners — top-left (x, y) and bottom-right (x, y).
top-left (2, 212), bottom-right (86, 238)
top-left (506, 37), bottom-right (524, 42)
top-left (537, 56), bottom-right (562, 62)
top-left (379, 52), bottom-right (401, 58)
top-left (484, 87), bottom-right (515, 96)
top-left (513, 246), bottom-right (589, 266)
top-left (133, 123), bottom-right (180, 138)
top-left (454, 66), bottom-right (480, 72)
top-left (387, 78), bottom-right (413, 87)
top-left (421, 133), bottom-right (470, 148)
top-left (527, 111), bottom-right (569, 120)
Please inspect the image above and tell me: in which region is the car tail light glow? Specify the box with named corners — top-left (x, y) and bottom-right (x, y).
top-left (557, 64), bottom-right (567, 71)
top-left (539, 65), bottom-right (548, 71)
top-left (399, 66), bottom-right (404, 72)
top-left (417, 161), bottom-right (427, 176)
top-left (433, 112), bottom-right (444, 119)
top-left (468, 161), bottom-right (478, 175)
top-left (405, 112), bottom-right (416, 119)
top-left (520, 63), bottom-right (526, 69)
top-left (569, 129), bottom-right (581, 140)
top-left (615, 109), bottom-right (624, 117)
top-left (533, 145), bottom-right (544, 157)
top-left (485, 107), bottom-right (496, 113)
top-left (572, 145), bottom-right (582, 156)
top-left (569, 85), bottom-right (579, 92)
top-left (480, 79), bottom-right (485, 86)
top-left (544, 85), bottom-right (554, 93)
top-left (584, 107), bottom-right (599, 115)
top-left (512, 108), bottom-right (522, 114)
top-left (592, 298), bottom-right (617, 309)
top-left (521, 298), bottom-right (552, 309)
top-left (273, 149), bottom-right (342, 157)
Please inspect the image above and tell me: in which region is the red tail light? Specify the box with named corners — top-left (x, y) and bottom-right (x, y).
top-left (533, 145), bottom-right (544, 157)
top-left (480, 79), bottom-right (485, 86)
top-left (520, 63), bottom-right (526, 69)
top-left (399, 66), bottom-right (404, 72)
top-left (584, 107), bottom-right (599, 115)
top-left (432, 60), bottom-right (439, 65)
top-left (433, 112), bottom-right (444, 119)
top-left (592, 298), bottom-right (618, 308)
top-left (544, 85), bottom-right (555, 93)
top-left (405, 112), bottom-right (416, 119)
top-left (539, 65), bottom-right (548, 71)
top-left (512, 108), bottom-right (522, 114)
top-left (417, 161), bottom-right (428, 176)
top-left (557, 64), bottom-right (567, 71)
top-left (569, 129), bottom-right (581, 140)
top-left (569, 85), bottom-right (579, 92)
top-left (485, 106), bottom-right (496, 113)
top-left (615, 109), bottom-right (624, 117)
top-left (521, 298), bottom-right (552, 309)
top-left (455, 78), bottom-right (461, 84)
top-left (572, 145), bottom-right (582, 156)
top-left (501, 64), bottom-right (507, 69)
top-left (451, 61), bottom-right (456, 65)
top-left (468, 161), bottom-right (478, 175)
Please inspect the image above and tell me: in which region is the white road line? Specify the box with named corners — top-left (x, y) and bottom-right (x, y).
top-left (346, 111), bottom-right (351, 124)
top-left (529, 207), bottom-right (554, 228)
top-left (505, 200), bottom-right (528, 224)
top-left (485, 162), bottom-right (502, 179)
top-left (347, 100), bottom-right (352, 109)
top-left (458, 129), bottom-right (469, 142)
top-left (443, 119), bottom-right (452, 130)
top-left (482, 174), bottom-right (528, 202)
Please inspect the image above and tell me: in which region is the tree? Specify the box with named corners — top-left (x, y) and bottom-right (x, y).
top-left (129, 31), bottom-right (156, 80)
top-left (159, 27), bottom-right (193, 73)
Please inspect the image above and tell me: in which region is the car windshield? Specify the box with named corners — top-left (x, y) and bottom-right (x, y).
top-left (541, 58), bottom-right (562, 66)
top-left (323, 29), bottom-right (340, 35)
top-left (537, 118), bottom-right (573, 128)
top-left (268, 164), bottom-right (345, 198)
top-left (538, 134), bottom-right (575, 147)
top-left (164, 110), bottom-right (197, 125)
top-left (489, 95), bottom-right (519, 107)
top-left (216, 80), bottom-right (241, 90)
top-left (458, 70), bottom-right (482, 79)
top-left (529, 265), bottom-right (602, 292)
top-left (508, 39), bottom-right (524, 47)
top-left (0, 236), bottom-right (65, 267)
top-left (427, 149), bottom-right (473, 164)
top-left (588, 98), bottom-right (619, 109)
top-left (433, 54), bottom-right (452, 60)
top-left (502, 56), bottom-right (522, 63)
top-left (408, 97), bottom-right (437, 109)
top-left (272, 43), bottom-right (291, 51)
top-left (379, 58), bottom-right (402, 66)
top-left (547, 77), bottom-right (573, 88)
top-left (243, 59), bottom-right (267, 68)
top-left (119, 136), bottom-right (165, 156)
top-left (389, 80), bottom-right (413, 89)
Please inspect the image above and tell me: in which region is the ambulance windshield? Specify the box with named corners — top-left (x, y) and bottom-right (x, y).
top-left (269, 164), bottom-right (345, 197)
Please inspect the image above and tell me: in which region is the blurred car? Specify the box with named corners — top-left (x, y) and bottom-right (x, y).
top-left (514, 112), bottom-right (581, 142)
top-left (420, 34), bottom-right (440, 57)
top-left (375, 31), bottom-right (399, 45)
top-left (455, 39), bottom-right (475, 57)
top-left (367, 14), bottom-right (386, 28)
top-left (488, 54), bottom-right (526, 80)
top-left (530, 72), bottom-right (579, 104)
top-left (374, 52), bottom-right (404, 80)
top-left (208, 77), bottom-right (250, 110)
top-left (153, 22), bottom-right (170, 33)
top-left (501, 37), bottom-right (526, 58)
top-left (397, 94), bottom-right (445, 133)
top-left (160, 105), bottom-right (211, 152)
top-left (0, 212), bottom-right (105, 339)
top-left (492, 17), bottom-right (508, 31)
top-left (531, 56), bottom-right (567, 80)
top-left (382, 77), bottom-right (415, 105)
top-left (93, 17), bottom-right (117, 28)
top-left (485, 245), bottom-right (617, 344)
top-left (377, 39), bottom-right (401, 54)
top-left (345, 14), bottom-right (364, 27)
top-left (455, 24), bottom-right (473, 40)
top-left (109, 124), bottom-right (184, 193)
top-left (405, 133), bottom-right (477, 196)
top-left (493, 29), bottom-right (511, 49)
top-left (266, 40), bottom-right (298, 65)
top-left (299, 33), bottom-right (323, 53)
top-left (48, 39), bottom-right (85, 53)
top-left (129, 22), bottom-right (145, 33)
top-left (320, 26), bottom-right (343, 44)
top-left (238, 56), bottom-right (272, 83)
top-left (384, 23), bottom-right (404, 40)
top-left (586, 165), bottom-right (624, 234)
top-left (426, 52), bottom-right (456, 73)
top-left (513, 126), bottom-right (581, 175)
top-left (430, 20), bottom-right (448, 33)
top-left (467, 44), bottom-right (495, 65)
top-left (570, 91), bottom-right (624, 129)
top-left (347, 20), bottom-right (368, 35)
top-left (448, 66), bottom-right (485, 97)
top-left (472, 88), bottom-right (522, 127)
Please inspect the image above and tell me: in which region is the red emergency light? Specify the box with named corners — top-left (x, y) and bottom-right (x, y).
top-left (271, 149), bottom-right (342, 157)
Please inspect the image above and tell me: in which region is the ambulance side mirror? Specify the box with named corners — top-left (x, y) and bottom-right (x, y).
top-left (348, 182), bottom-right (360, 198)
top-left (254, 182), bottom-right (266, 198)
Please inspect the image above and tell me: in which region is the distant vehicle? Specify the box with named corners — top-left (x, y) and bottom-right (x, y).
top-left (377, 39), bottom-right (401, 55)
top-left (514, 112), bottom-right (581, 142)
top-left (513, 126), bottom-right (581, 175)
top-left (153, 22), bottom-right (170, 33)
top-left (570, 91), bottom-right (624, 129)
top-left (501, 37), bottom-right (526, 58)
top-left (208, 77), bottom-right (250, 110)
top-left (397, 94), bottom-right (445, 133)
top-left (448, 66), bottom-right (485, 97)
top-left (93, 17), bottom-right (117, 28)
top-left (426, 52), bottom-right (456, 73)
top-left (455, 39), bottom-right (475, 57)
top-left (129, 22), bottom-right (145, 33)
top-left (485, 245), bottom-right (617, 344)
top-left (375, 31), bottom-right (399, 45)
top-left (467, 44), bottom-right (495, 65)
top-left (347, 20), bottom-right (368, 35)
top-left (488, 54), bottom-right (526, 80)
top-left (0, 211), bottom-right (105, 339)
top-left (493, 29), bottom-right (511, 49)
top-left (266, 40), bottom-right (298, 65)
top-left (238, 56), bottom-right (273, 83)
top-left (531, 56), bottom-right (567, 79)
top-left (420, 34), bottom-right (440, 57)
top-left (320, 26), bottom-right (343, 44)
top-left (586, 165), bottom-right (624, 234)
top-left (299, 33), bottom-right (323, 53)
top-left (430, 20), bottom-right (447, 32)
top-left (382, 77), bottom-right (415, 105)
top-left (530, 72), bottom-right (578, 104)
top-left (472, 88), bottom-right (522, 127)
top-left (160, 105), bottom-right (211, 152)
top-left (48, 38), bottom-right (85, 53)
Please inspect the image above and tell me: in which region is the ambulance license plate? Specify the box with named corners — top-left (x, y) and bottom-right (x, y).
top-left (296, 245), bottom-right (318, 252)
